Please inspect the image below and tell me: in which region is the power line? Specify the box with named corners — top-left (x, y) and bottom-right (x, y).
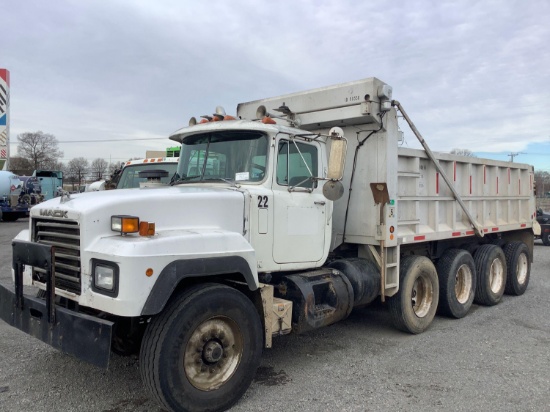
top-left (8, 137), bottom-right (168, 144)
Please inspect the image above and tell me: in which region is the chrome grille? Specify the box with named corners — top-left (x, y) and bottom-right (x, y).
top-left (33, 218), bottom-right (81, 294)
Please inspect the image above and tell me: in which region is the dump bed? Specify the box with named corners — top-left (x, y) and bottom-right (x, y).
top-left (329, 123), bottom-right (535, 250)
top-left (396, 147), bottom-right (534, 244)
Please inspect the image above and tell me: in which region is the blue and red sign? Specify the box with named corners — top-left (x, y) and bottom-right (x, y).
top-left (0, 68), bottom-right (9, 158)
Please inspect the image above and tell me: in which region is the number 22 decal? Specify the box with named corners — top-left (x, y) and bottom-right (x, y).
top-left (257, 195), bottom-right (268, 208)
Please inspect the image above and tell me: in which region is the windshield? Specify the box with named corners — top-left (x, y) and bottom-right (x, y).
top-left (117, 163), bottom-right (178, 189)
top-left (175, 131), bottom-right (268, 183)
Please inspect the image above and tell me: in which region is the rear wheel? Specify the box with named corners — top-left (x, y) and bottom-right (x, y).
top-left (473, 244), bottom-right (507, 306)
top-left (1, 213), bottom-right (19, 222)
top-left (542, 231), bottom-right (550, 246)
top-left (503, 241), bottom-right (530, 296)
top-left (436, 249), bottom-right (476, 318)
top-left (388, 256), bottom-right (439, 334)
top-left (140, 283), bottom-right (263, 412)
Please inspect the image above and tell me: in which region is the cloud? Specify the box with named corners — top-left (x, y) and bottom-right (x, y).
top-left (1, 0), bottom-right (549, 170)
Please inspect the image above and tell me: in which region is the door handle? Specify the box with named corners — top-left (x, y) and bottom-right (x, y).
top-left (314, 201), bottom-right (326, 206)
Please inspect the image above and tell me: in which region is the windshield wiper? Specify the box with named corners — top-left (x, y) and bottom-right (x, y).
top-left (170, 175), bottom-right (202, 185)
top-left (202, 177), bottom-right (236, 186)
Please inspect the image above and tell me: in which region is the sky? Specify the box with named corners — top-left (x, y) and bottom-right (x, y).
top-left (1, 0), bottom-right (549, 171)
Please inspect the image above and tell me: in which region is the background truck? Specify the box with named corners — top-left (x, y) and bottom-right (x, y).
top-left (32, 170), bottom-right (63, 200)
top-left (536, 207), bottom-right (550, 245)
top-left (0, 78), bottom-right (536, 412)
top-left (102, 152), bottom-right (179, 190)
top-left (0, 170), bottom-right (33, 222)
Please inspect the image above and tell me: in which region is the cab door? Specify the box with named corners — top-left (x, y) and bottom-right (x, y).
top-left (272, 138), bottom-right (327, 264)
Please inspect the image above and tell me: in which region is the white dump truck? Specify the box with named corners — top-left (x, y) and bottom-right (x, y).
top-left (0, 78), bottom-right (535, 412)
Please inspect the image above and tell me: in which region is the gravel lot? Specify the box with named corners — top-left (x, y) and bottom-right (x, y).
top-left (1, 219), bottom-right (549, 412)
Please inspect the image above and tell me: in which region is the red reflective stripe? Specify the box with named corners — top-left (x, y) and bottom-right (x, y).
top-left (520, 223), bottom-right (527, 228)
top-left (469, 176), bottom-right (472, 194)
top-left (483, 228), bottom-right (488, 233)
top-left (436, 173), bottom-right (439, 194)
top-left (452, 232), bottom-right (461, 237)
top-left (492, 227), bottom-right (499, 232)
top-left (496, 176), bottom-right (499, 194)
top-left (414, 235), bottom-right (425, 241)
top-left (466, 230), bottom-right (475, 235)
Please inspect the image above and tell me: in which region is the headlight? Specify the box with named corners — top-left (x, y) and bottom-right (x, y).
top-left (92, 260), bottom-right (119, 297)
top-left (111, 215), bottom-right (140, 234)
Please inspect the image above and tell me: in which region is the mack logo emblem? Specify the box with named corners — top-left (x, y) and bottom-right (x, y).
top-left (40, 210), bottom-right (68, 218)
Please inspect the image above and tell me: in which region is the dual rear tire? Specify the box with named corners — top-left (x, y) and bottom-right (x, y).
top-left (389, 241), bottom-right (530, 333)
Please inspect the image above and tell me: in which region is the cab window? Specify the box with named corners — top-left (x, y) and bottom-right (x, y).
top-left (276, 140), bottom-right (318, 188)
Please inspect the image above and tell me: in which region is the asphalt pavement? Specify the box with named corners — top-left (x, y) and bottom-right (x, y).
top-left (0, 219), bottom-right (549, 412)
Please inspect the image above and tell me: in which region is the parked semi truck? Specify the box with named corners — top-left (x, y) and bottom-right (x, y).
top-left (0, 78), bottom-right (536, 412)
top-left (0, 170), bottom-right (31, 221)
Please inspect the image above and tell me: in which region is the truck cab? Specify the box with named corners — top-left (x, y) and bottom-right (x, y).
top-left (169, 121), bottom-right (331, 270)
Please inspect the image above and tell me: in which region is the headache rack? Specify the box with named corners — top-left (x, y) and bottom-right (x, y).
top-left (32, 218), bottom-right (81, 294)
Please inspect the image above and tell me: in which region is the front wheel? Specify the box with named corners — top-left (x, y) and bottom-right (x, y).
top-left (388, 256), bottom-right (439, 334)
top-left (140, 283), bottom-right (263, 412)
top-left (1, 213), bottom-right (19, 222)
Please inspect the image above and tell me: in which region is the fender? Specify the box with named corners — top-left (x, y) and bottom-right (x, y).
top-left (141, 255), bottom-right (256, 315)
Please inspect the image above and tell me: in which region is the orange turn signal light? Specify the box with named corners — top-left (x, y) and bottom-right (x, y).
top-left (139, 221), bottom-right (156, 236)
top-left (261, 116), bottom-right (276, 124)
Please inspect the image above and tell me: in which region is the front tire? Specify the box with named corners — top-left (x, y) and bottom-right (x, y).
top-left (1, 213), bottom-right (19, 222)
top-left (503, 241), bottom-right (530, 296)
top-left (436, 249), bottom-right (476, 319)
top-left (473, 244), bottom-right (507, 306)
top-left (388, 256), bottom-right (439, 334)
top-left (140, 283), bottom-right (263, 412)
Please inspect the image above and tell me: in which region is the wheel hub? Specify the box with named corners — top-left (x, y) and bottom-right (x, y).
top-left (183, 316), bottom-right (244, 391)
top-left (516, 253), bottom-right (528, 284)
top-left (455, 264), bottom-right (473, 304)
top-left (489, 258), bottom-right (504, 293)
top-left (203, 340), bottom-right (224, 363)
top-left (411, 275), bottom-right (433, 318)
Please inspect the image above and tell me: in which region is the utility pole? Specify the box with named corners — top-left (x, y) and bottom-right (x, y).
top-left (508, 152), bottom-right (524, 162)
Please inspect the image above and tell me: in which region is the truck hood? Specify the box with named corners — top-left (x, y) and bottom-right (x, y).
top-left (30, 185), bottom-right (246, 235)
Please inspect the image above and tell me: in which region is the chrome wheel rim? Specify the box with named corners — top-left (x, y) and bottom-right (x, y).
top-left (183, 316), bottom-right (243, 391)
top-left (516, 253), bottom-right (528, 285)
top-left (455, 264), bottom-right (473, 304)
top-left (489, 258), bottom-right (505, 293)
top-left (411, 274), bottom-right (434, 318)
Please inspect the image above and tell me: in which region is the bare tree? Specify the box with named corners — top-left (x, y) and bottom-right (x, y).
top-left (9, 157), bottom-right (34, 176)
top-left (450, 148), bottom-right (476, 157)
top-left (534, 170), bottom-right (550, 198)
top-left (67, 157), bottom-right (89, 189)
top-left (16, 131), bottom-right (64, 170)
top-left (90, 158), bottom-right (109, 180)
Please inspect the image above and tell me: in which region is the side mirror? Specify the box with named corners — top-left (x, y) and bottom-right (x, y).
top-left (327, 127), bottom-right (347, 180)
top-left (323, 127), bottom-right (347, 201)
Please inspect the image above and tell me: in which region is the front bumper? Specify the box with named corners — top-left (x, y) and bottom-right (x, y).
top-left (0, 240), bottom-right (113, 368)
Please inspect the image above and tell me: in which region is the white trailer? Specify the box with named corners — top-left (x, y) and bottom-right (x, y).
top-left (0, 78), bottom-right (535, 412)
